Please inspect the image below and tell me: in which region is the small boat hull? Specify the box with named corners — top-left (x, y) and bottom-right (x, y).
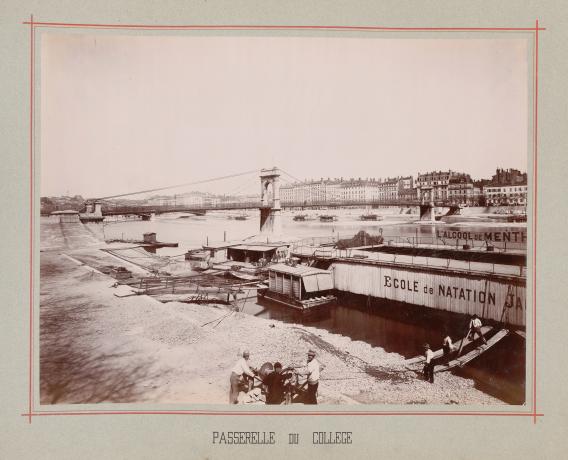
top-left (435, 329), bottom-right (509, 372)
top-left (260, 290), bottom-right (336, 311)
top-left (405, 326), bottom-right (492, 366)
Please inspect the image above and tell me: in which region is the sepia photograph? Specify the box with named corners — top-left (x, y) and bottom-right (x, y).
top-left (39, 33), bottom-right (529, 407)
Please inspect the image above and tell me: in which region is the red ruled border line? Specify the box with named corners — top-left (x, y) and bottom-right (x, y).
top-left (28, 14), bottom-right (35, 426)
top-left (22, 411), bottom-right (544, 417)
top-left (21, 21), bottom-right (546, 32)
top-left (25, 18), bottom-right (542, 422)
top-left (532, 19), bottom-right (539, 425)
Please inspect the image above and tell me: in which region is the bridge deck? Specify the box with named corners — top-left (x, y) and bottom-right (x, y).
top-left (97, 200), bottom-right (456, 216)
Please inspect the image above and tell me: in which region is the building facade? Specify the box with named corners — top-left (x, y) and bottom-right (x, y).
top-left (281, 176), bottom-right (418, 205)
top-left (416, 170), bottom-right (464, 202)
top-left (447, 174), bottom-right (476, 205)
top-left (483, 184), bottom-right (528, 206)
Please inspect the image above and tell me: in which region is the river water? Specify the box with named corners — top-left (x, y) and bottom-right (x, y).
top-left (103, 209), bottom-right (526, 404)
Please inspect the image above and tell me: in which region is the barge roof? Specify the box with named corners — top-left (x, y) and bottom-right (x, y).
top-left (268, 264), bottom-right (332, 277)
top-left (230, 244), bottom-right (283, 251)
top-left (361, 244), bottom-right (526, 266)
top-left (202, 242), bottom-right (241, 250)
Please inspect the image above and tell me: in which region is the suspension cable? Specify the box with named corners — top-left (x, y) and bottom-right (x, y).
top-left (93, 169), bottom-right (260, 201)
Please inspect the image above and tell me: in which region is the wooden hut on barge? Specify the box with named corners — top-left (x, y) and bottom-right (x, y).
top-left (260, 263), bottom-right (336, 311)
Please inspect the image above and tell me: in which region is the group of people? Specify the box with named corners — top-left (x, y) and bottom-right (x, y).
top-left (423, 314), bottom-right (488, 383)
top-left (229, 315), bottom-right (489, 398)
top-left (229, 349), bottom-right (321, 405)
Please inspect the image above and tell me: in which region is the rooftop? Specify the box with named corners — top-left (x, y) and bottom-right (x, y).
top-left (51, 210), bottom-right (80, 215)
top-left (230, 244), bottom-right (283, 252)
top-left (268, 263), bottom-right (332, 277)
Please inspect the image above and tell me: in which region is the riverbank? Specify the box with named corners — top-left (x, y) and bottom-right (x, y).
top-left (40, 223), bottom-right (503, 405)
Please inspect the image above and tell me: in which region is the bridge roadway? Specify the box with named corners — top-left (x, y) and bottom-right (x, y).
top-left (99, 199), bottom-right (457, 216)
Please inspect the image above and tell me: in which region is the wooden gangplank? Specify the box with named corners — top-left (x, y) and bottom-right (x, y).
top-left (434, 329), bottom-right (509, 373)
top-left (405, 326), bottom-right (493, 366)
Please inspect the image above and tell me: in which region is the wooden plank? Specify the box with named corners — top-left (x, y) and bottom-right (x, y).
top-left (405, 326), bottom-right (492, 365)
top-left (434, 329), bottom-right (509, 373)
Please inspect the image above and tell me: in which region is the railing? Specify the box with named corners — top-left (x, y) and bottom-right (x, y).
top-left (289, 231), bottom-right (526, 278)
top-left (291, 245), bottom-right (526, 278)
top-left (291, 233), bottom-right (525, 253)
top-left (98, 198), bottom-right (463, 215)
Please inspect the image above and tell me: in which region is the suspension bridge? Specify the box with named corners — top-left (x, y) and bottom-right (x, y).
top-left (80, 167), bottom-right (457, 227)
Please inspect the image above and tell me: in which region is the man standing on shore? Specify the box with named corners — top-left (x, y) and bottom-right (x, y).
top-left (229, 350), bottom-right (256, 404)
top-left (423, 343), bottom-right (435, 383)
top-left (296, 349), bottom-right (321, 404)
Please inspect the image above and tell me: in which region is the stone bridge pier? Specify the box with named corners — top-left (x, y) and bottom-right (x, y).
top-left (85, 201), bottom-right (103, 216)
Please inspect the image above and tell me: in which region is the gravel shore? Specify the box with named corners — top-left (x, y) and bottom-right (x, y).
top-left (39, 221), bottom-right (503, 405)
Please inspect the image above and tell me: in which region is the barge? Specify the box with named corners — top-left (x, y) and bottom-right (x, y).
top-left (291, 239), bottom-right (526, 327)
top-left (259, 263), bottom-right (336, 311)
top-left (360, 214), bottom-right (382, 221)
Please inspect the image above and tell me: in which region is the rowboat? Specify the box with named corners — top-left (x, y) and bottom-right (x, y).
top-left (434, 329), bottom-right (509, 373)
top-left (405, 326), bottom-right (492, 366)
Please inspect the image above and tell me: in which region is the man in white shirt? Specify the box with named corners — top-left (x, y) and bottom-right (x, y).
top-left (468, 314), bottom-right (488, 345)
top-left (442, 334), bottom-right (455, 365)
top-left (423, 343), bottom-right (435, 383)
top-left (229, 350), bottom-right (256, 404)
top-left (296, 349), bottom-right (321, 404)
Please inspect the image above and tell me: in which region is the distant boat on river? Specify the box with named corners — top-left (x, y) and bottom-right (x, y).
top-left (360, 213), bottom-right (382, 221)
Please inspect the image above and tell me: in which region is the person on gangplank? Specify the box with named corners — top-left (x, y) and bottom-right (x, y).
top-left (423, 343), bottom-right (435, 383)
top-left (467, 314), bottom-right (488, 345)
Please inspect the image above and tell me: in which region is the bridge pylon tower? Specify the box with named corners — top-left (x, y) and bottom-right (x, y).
top-left (259, 167), bottom-right (282, 237)
top-left (419, 187), bottom-right (436, 222)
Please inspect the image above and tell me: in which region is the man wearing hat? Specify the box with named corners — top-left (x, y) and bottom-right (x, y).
top-left (296, 349), bottom-right (321, 404)
top-left (423, 343), bottom-right (435, 383)
top-left (229, 350), bottom-right (257, 404)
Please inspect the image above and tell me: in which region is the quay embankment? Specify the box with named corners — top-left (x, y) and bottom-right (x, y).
top-left (40, 220), bottom-right (504, 405)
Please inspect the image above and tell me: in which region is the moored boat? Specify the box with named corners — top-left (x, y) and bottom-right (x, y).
top-left (259, 263), bottom-right (336, 311)
top-left (360, 214), bottom-right (382, 221)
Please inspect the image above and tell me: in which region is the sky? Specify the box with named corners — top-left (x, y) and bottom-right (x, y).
top-left (41, 34), bottom-right (529, 198)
